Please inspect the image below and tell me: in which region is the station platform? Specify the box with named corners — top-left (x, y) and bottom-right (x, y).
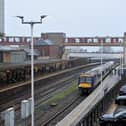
top-left (0, 58), bottom-right (65, 70)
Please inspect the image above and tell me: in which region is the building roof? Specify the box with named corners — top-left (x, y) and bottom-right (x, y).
top-left (34, 39), bottom-right (55, 46)
top-left (24, 48), bottom-right (40, 56)
top-left (0, 45), bottom-right (22, 52)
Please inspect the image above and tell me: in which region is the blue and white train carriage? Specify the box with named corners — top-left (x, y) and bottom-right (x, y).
top-left (78, 61), bottom-right (114, 95)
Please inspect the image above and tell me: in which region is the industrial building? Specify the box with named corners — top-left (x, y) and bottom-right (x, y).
top-left (41, 32), bottom-right (66, 58)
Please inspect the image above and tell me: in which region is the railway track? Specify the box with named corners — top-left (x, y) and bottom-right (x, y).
top-left (0, 63), bottom-right (100, 93)
top-left (0, 63), bottom-right (98, 108)
top-left (36, 64), bottom-right (119, 126)
top-left (0, 76), bottom-right (75, 113)
top-left (14, 72), bottom-right (86, 125)
top-left (41, 94), bottom-right (84, 126)
top-left (0, 63), bottom-right (100, 125)
top-left (0, 63), bottom-right (98, 113)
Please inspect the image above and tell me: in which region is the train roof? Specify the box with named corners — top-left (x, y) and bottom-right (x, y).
top-left (80, 61), bottom-right (114, 77)
top-left (79, 73), bottom-right (95, 77)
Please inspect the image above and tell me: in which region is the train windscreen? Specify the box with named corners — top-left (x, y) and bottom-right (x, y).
top-left (80, 76), bottom-right (92, 84)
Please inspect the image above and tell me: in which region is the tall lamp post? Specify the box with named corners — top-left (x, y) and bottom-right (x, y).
top-left (16, 15), bottom-right (47, 126)
top-left (100, 40), bottom-right (103, 95)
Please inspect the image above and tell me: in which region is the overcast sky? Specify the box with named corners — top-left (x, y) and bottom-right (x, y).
top-left (5, 0), bottom-right (126, 37)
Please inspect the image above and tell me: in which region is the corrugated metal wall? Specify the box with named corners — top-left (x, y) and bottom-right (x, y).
top-left (0, 0), bottom-right (4, 36)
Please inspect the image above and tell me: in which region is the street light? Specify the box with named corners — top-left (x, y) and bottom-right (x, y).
top-left (16, 15), bottom-right (47, 126)
top-left (100, 40), bottom-right (103, 95)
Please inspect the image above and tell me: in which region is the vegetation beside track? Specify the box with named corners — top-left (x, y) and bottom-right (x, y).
top-left (45, 80), bottom-right (78, 104)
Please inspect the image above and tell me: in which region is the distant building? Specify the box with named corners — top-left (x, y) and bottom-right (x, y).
top-left (41, 32), bottom-right (66, 58)
top-left (0, 0), bottom-right (4, 37)
top-left (0, 46), bottom-right (26, 63)
top-left (34, 39), bottom-right (59, 59)
top-left (24, 48), bottom-right (40, 60)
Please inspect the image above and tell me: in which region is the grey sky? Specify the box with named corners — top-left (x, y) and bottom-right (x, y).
top-left (5, 0), bottom-right (126, 37)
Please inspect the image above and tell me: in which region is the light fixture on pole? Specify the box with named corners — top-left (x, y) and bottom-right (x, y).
top-left (16, 15), bottom-right (47, 126)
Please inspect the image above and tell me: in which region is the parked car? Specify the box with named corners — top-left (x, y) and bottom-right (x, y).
top-left (115, 96), bottom-right (126, 105)
top-left (119, 85), bottom-right (126, 95)
top-left (99, 106), bottom-right (126, 126)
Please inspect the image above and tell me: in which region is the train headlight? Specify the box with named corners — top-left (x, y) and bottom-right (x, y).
top-left (79, 83), bottom-right (91, 88)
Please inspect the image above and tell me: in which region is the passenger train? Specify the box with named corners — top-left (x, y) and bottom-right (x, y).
top-left (78, 61), bottom-right (114, 95)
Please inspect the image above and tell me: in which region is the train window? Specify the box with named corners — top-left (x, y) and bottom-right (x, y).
top-left (85, 77), bottom-right (92, 83)
top-left (79, 77), bottom-right (86, 82)
top-left (80, 77), bottom-right (92, 83)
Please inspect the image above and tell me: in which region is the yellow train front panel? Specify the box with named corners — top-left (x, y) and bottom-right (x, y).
top-left (79, 83), bottom-right (91, 88)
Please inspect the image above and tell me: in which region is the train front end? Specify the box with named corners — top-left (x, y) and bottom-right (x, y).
top-left (78, 73), bottom-right (95, 95)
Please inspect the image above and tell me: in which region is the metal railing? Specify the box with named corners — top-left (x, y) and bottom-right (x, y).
top-left (76, 79), bottom-right (125, 126)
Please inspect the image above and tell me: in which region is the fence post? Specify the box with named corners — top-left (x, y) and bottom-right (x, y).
top-left (4, 107), bottom-right (14, 126)
top-left (21, 100), bottom-right (30, 126)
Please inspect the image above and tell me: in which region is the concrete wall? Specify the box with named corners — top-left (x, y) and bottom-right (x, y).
top-left (0, 0), bottom-right (4, 37)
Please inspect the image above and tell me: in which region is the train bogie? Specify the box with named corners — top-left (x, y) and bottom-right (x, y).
top-left (78, 87), bottom-right (92, 95)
